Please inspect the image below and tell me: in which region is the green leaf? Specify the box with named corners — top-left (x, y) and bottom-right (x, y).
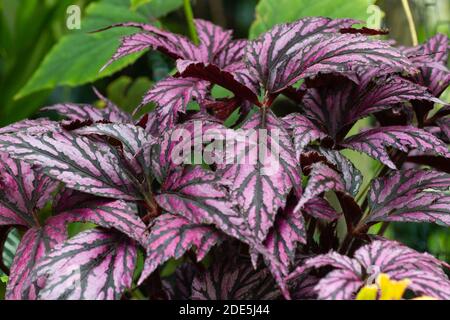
top-left (137, 0), bottom-right (184, 18)
top-left (0, 275), bottom-right (8, 284)
top-left (249, 0), bottom-right (377, 39)
top-left (107, 76), bottom-right (152, 113)
top-left (16, 0), bottom-right (175, 99)
top-left (131, 0), bottom-right (153, 10)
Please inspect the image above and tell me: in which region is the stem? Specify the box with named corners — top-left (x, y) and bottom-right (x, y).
top-left (401, 0), bottom-right (419, 46)
top-left (183, 0), bottom-right (199, 45)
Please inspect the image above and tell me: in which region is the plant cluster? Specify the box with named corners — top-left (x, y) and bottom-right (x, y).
top-left (0, 17), bottom-right (449, 300)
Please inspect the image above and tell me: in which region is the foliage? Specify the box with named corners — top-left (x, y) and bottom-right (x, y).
top-left (0, 6), bottom-right (449, 300)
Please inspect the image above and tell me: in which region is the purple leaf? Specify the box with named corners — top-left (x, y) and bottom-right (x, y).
top-left (294, 163), bottom-right (346, 213)
top-left (0, 131), bottom-right (141, 200)
top-left (262, 199), bottom-right (306, 275)
top-left (0, 153), bottom-right (58, 227)
top-left (140, 77), bottom-right (210, 130)
top-left (49, 197), bottom-right (147, 245)
top-left (0, 119), bottom-right (59, 135)
top-left (245, 17), bottom-right (416, 94)
top-left (341, 126), bottom-right (450, 169)
top-left (214, 39), bottom-right (247, 69)
top-left (317, 148), bottom-right (363, 197)
top-left (289, 240), bottom-right (450, 300)
top-left (191, 253), bottom-right (280, 300)
top-left (302, 197), bottom-right (340, 221)
top-left (302, 73), bottom-right (443, 139)
top-left (43, 92), bottom-right (131, 123)
top-left (195, 19), bottom-right (233, 62)
top-left (155, 167), bottom-right (254, 242)
top-left (402, 34), bottom-right (450, 97)
top-left (282, 113), bottom-right (327, 160)
top-left (162, 263), bottom-right (197, 300)
top-left (34, 229), bottom-right (137, 300)
top-left (218, 111), bottom-right (301, 242)
top-left (367, 169), bottom-right (450, 226)
top-left (176, 60), bottom-right (260, 105)
top-left (75, 123), bottom-right (154, 176)
top-left (6, 224), bottom-right (66, 300)
top-left (139, 213), bottom-right (222, 284)
top-left (101, 22), bottom-right (198, 69)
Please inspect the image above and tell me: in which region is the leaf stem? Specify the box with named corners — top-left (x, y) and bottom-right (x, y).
top-left (401, 0), bottom-right (419, 46)
top-left (183, 0), bottom-right (199, 45)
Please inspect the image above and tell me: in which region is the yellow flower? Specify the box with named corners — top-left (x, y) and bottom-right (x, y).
top-left (377, 273), bottom-right (410, 300)
top-left (355, 273), bottom-right (436, 300)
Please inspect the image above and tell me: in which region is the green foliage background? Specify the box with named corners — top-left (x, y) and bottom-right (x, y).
top-left (0, 0), bottom-right (449, 298)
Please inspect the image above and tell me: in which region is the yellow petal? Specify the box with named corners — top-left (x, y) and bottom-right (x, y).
top-left (411, 296), bottom-right (438, 300)
top-left (356, 284), bottom-right (378, 300)
top-left (377, 273), bottom-right (410, 300)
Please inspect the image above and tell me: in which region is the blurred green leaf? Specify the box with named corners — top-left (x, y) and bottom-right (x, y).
top-left (131, 0), bottom-right (153, 10)
top-left (107, 76), bottom-right (152, 113)
top-left (249, 0), bottom-right (376, 38)
top-left (137, 0), bottom-right (183, 18)
top-left (16, 0), bottom-right (149, 99)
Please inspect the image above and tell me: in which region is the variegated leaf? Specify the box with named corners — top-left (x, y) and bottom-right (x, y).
top-left (140, 77), bottom-right (209, 130)
top-left (195, 19), bottom-right (233, 62)
top-left (367, 169), bottom-right (450, 226)
top-left (282, 113), bottom-right (327, 160)
top-left (0, 153), bottom-right (58, 227)
top-left (155, 167), bottom-right (253, 242)
top-left (75, 123), bottom-right (154, 176)
top-left (191, 253), bottom-right (279, 300)
top-left (245, 17), bottom-right (416, 94)
top-left (289, 240), bottom-right (450, 300)
top-left (49, 197), bottom-right (147, 245)
top-left (139, 213), bottom-right (222, 283)
top-left (34, 229), bottom-right (137, 300)
top-left (262, 198), bottom-right (306, 275)
top-left (302, 197), bottom-right (340, 221)
top-left (218, 111), bottom-right (301, 242)
top-left (0, 131), bottom-right (141, 200)
top-left (341, 126), bottom-right (450, 169)
top-left (317, 148), bottom-right (363, 197)
top-left (302, 74), bottom-right (443, 139)
top-left (294, 163), bottom-right (345, 213)
top-left (6, 224), bottom-right (66, 300)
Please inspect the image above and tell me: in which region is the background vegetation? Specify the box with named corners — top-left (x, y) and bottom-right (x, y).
top-left (0, 0), bottom-right (449, 298)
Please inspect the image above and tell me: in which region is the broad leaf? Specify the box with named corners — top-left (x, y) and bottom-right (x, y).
top-left (75, 123), bottom-right (154, 176)
top-left (302, 73), bottom-right (443, 139)
top-left (249, 0), bottom-right (377, 38)
top-left (195, 19), bottom-right (233, 62)
top-left (246, 17), bottom-right (416, 94)
top-left (43, 89), bottom-right (132, 123)
top-left (140, 77), bottom-right (210, 129)
top-left (402, 34), bottom-right (450, 97)
top-left (282, 113), bottom-right (327, 160)
top-left (294, 163), bottom-right (345, 213)
top-left (155, 167), bottom-right (254, 242)
top-left (34, 229), bottom-right (137, 300)
top-left (192, 252), bottom-right (280, 300)
top-left (341, 126), bottom-right (450, 169)
top-left (262, 198), bottom-right (306, 275)
top-left (218, 111), bottom-right (301, 242)
top-left (0, 153), bottom-right (58, 227)
top-left (289, 240), bottom-right (450, 300)
top-left (367, 169), bottom-right (450, 226)
top-left (302, 197), bottom-right (340, 221)
top-left (6, 224), bottom-right (66, 300)
top-left (0, 131), bottom-right (141, 200)
top-left (139, 213), bottom-right (222, 283)
top-left (18, 1), bottom-right (151, 98)
top-left (50, 195), bottom-right (147, 245)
